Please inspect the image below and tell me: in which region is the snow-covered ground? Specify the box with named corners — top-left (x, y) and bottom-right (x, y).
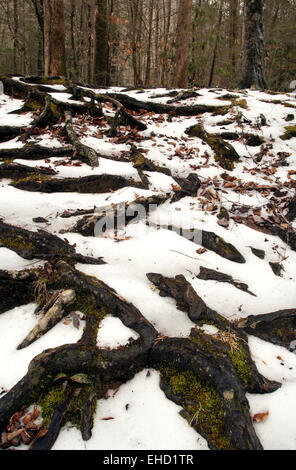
top-left (1, 79), bottom-right (296, 450)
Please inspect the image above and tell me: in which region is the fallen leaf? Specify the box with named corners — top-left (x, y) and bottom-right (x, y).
top-left (253, 411), bottom-right (269, 423)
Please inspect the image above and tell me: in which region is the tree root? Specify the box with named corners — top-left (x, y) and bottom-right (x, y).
top-left (0, 219), bottom-right (105, 265)
top-left (65, 194), bottom-right (169, 237)
top-left (185, 123), bottom-right (240, 170)
top-left (0, 126), bottom-right (22, 143)
top-left (0, 268), bottom-right (38, 314)
top-left (17, 289), bottom-right (76, 350)
top-left (64, 110), bottom-right (100, 167)
top-left (238, 308), bottom-right (296, 349)
top-left (11, 173), bottom-right (146, 194)
top-left (0, 162), bottom-right (57, 179)
top-left (0, 144), bottom-right (73, 161)
top-left (148, 222), bottom-right (245, 263)
top-left (196, 266), bottom-right (256, 296)
top-left (107, 92), bottom-right (230, 117)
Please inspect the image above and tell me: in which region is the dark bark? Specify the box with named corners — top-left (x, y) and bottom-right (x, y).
top-left (93, 0), bottom-right (109, 86)
top-left (11, 173), bottom-right (146, 194)
top-left (196, 266), bottom-right (256, 296)
top-left (43, 0), bottom-right (67, 77)
top-left (239, 0), bottom-right (267, 89)
top-left (107, 93), bottom-right (230, 116)
top-left (0, 220), bottom-right (105, 265)
top-left (175, 0), bottom-right (192, 88)
top-left (0, 145), bottom-right (73, 161)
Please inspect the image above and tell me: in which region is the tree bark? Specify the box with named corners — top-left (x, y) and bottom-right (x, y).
top-left (176, 0), bottom-right (193, 88)
top-left (43, 0), bottom-right (67, 77)
top-left (93, 0), bottom-right (109, 86)
top-left (239, 0), bottom-right (267, 89)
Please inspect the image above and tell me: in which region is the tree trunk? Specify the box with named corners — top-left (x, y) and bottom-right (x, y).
top-left (239, 0), bottom-right (267, 89)
top-left (228, 0), bottom-right (239, 88)
top-left (43, 0), bottom-right (67, 77)
top-left (176, 0), bottom-right (193, 88)
top-left (208, 0), bottom-right (224, 87)
top-left (93, 0), bottom-right (109, 86)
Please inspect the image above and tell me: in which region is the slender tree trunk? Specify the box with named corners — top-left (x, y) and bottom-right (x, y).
top-left (43, 0), bottom-right (67, 77)
top-left (239, 0), bottom-right (267, 89)
top-left (93, 0), bottom-right (109, 86)
top-left (176, 0), bottom-right (193, 88)
top-left (228, 0), bottom-right (239, 88)
top-left (145, 0), bottom-right (154, 86)
top-left (208, 0), bottom-right (224, 87)
top-left (70, 0), bottom-right (78, 79)
top-left (30, 0), bottom-right (44, 75)
top-left (13, 0), bottom-right (18, 73)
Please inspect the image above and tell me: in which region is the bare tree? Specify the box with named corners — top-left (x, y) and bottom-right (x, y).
top-left (176, 0), bottom-right (192, 88)
top-left (93, 0), bottom-right (109, 85)
top-left (239, 0), bottom-right (267, 89)
top-left (44, 0), bottom-right (67, 76)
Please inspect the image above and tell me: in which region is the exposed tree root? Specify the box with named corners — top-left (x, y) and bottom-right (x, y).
top-left (64, 110), bottom-right (99, 167)
top-left (11, 173), bottom-right (146, 194)
top-left (65, 194), bottom-right (169, 237)
top-left (0, 268), bottom-right (38, 314)
top-left (0, 162), bottom-right (57, 179)
top-left (238, 309), bottom-right (296, 349)
top-left (196, 266), bottom-right (256, 296)
top-left (0, 126), bottom-right (22, 143)
top-left (17, 289), bottom-right (76, 350)
top-left (0, 144), bottom-right (73, 161)
top-left (29, 393), bottom-right (72, 450)
top-left (68, 87), bottom-right (148, 135)
top-left (107, 92), bottom-right (230, 116)
top-left (148, 222), bottom-right (245, 263)
top-left (185, 123), bottom-right (240, 170)
top-left (0, 220), bottom-right (105, 265)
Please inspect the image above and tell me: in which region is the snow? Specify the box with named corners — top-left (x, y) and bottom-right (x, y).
top-left (97, 315), bottom-right (140, 348)
top-left (1, 81), bottom-right (296, 450)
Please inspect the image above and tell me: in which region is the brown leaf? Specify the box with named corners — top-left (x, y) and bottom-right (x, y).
top-left (23, 413), bottom-right (32, 426)
top-left (253, 411), bottom-right (269, 423)
top-left (196, 248), bottom-right (207, 254)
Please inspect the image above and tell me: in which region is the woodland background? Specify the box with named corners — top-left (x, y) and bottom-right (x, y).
top-left (0, 0), bottom-right (295, 91)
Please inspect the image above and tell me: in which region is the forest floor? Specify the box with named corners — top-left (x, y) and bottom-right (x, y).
top-left (0, 77), bottom-right (296, 450)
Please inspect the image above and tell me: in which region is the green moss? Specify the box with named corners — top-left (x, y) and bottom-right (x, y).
top-left (160, 365), bottom-right (235, 450)
top-left (67, 384), bottom-right (97, 431)
top-left (25, 99), bottom-right (43, 111)
top-left (0, 233), bottom-right (35, 252)
top-left (49, 102), bottom-right (61, 119)
top-left (280, 125), bottom-right (296, 140)
top-left (284, 103), bottom-right (296, 109)
top-left (228, 345), bottom-right (253, 387)
top-left (39, 386), bottom-right (67, 427)
top-left (218, 93), bottom-right (240, 100)
top-left (186, 124), bottom-right (239, 170)
top-left (134, 155), bottom-right (146, 166)
top-left (189, 331), bottom-right (223, 357)
top-left (73, 291), bottom-right (97, 316)
top-left (212, 105), bottom-right (230, 116)
top-left (39, 380), bottom-right (97, 432)
top-left (232, 99), bottom-right (248, 110)
top-left (14, 174), bottom-right (52, 185)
